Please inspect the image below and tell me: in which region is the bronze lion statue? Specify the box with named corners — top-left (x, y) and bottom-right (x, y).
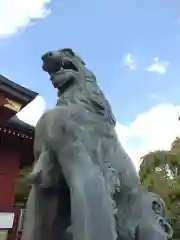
top-left (22, 48), bottom-right (172, 240)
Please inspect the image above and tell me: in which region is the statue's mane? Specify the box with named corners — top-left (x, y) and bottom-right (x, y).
top-left (45, 48), bottom-right (116, 126)
top-left (85, 69), bottom-right (116, 125)
top-left (57, 63), bottom-right (116, 126)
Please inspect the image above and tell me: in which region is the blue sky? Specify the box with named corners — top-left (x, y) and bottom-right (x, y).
top-left (1, 0), bottom-right (180, 167)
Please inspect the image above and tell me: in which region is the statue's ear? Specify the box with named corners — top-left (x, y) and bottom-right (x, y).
top-left (61, 48), bottom-right (75, 56)
top-left (60, 48), bottom-right (86, 65)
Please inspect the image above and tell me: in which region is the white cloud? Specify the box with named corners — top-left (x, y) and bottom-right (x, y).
top-left (145, 57), bottom-right (169, 74)
top-left (123, 53), bottom-right (137, 71)
top-left (0, 0), bottom-right (51, 37)
top-left (17, 95), bottom-right (46, 126)
top-left (116, 103), bottom-right (180, 170)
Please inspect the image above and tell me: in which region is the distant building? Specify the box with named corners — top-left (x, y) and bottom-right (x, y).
top-left (0, 75), bottom-right (37, 240)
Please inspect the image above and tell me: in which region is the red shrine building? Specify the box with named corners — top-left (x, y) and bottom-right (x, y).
top-left (0, 75), bottom-right (37, 240)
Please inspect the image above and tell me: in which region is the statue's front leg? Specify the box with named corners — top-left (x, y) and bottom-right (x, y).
top-left (57, 143), bottom-right (117, 240)
top-left (23, 148), bottom-right (70, 240)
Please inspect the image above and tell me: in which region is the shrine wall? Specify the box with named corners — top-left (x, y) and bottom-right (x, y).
top-left (0, 149), bottom-right (20, 208)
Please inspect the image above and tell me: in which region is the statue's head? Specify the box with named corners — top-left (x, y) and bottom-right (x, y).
top-left (42, 48), bottom-right (86, 91)
top-left (42, 47), bottom-right (116, 126)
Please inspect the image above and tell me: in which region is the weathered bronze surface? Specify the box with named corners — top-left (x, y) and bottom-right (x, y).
top-left (22, 48), bottom-right (173, 240)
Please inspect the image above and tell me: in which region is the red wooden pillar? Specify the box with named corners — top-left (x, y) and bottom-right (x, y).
top-left (0, 149), bottom-right (20, 208)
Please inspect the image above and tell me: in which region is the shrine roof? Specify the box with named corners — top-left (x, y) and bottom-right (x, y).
top-left (0, 74), bottom-right (39, 134)
top-left (6, 115), bottom-right (34, 135)
top-left (0, 74), bottom-right (38, 106)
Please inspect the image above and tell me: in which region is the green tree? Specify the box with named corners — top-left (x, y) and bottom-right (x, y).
top-left (14, 166), bottom-right (32, 204)
top-left (139, 138), bottom-right (180, 239)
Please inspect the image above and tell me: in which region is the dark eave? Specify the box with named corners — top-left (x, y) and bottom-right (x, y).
top-left (0, 75), bottom-right (38, 106)
top-left (6, 115), bottom-right (35, 136)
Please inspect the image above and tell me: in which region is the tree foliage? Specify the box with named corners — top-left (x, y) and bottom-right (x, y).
top-left (139, 137), bottom-right (180, 239)
top-left (14, 166), bottom-right (32, 204)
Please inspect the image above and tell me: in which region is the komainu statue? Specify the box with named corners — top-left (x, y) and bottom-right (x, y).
top-left (22, 48), bottom-right (173, 240)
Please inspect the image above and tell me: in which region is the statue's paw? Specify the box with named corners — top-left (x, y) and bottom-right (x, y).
top-left (24, 172), bottom-right (41, 185)
top-left (24, 172), bottom-right (55, 188)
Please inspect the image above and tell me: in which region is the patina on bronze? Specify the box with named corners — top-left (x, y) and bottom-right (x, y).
top-left (22, 48), bottom-right (173, 240)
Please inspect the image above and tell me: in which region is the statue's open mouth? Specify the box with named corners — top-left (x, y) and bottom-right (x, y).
top-left (42, 51), bottom-right (79, 89)
top-left (59, 60), bottom-right (78, 73)
top-left (49, 60), bottom-right (78, 90)
top-left (43, 59), bottom-right (79, 75)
